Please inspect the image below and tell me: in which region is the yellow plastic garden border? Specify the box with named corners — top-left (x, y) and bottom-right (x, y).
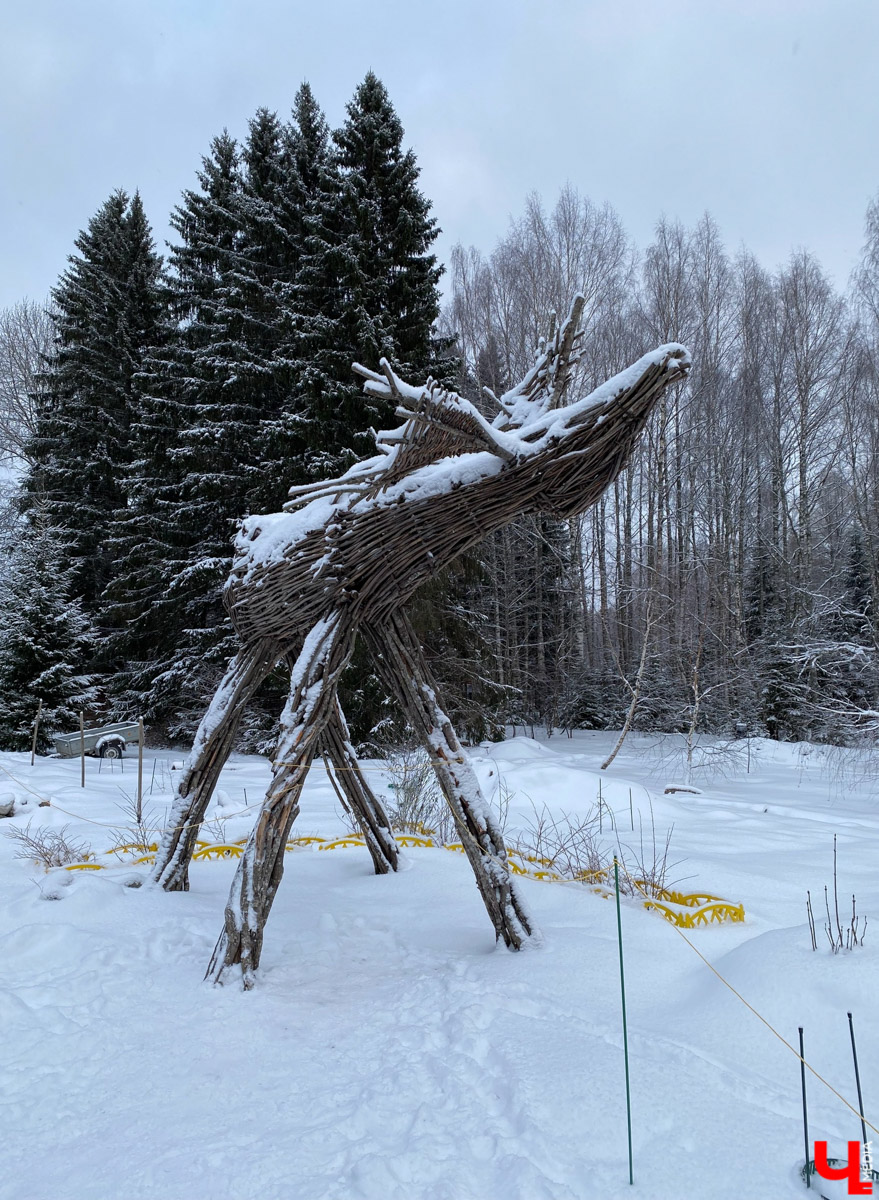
top-left (57, 838), bottom-right (746, 928)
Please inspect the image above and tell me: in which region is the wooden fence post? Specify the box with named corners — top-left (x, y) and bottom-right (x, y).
top-left (137, 717), bottom-right (144, 824)
top-left (30, 699), bottom-right (43, 766)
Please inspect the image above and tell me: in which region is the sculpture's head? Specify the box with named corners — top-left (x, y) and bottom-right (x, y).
top-left (345, 294), bottom-right (690, 520)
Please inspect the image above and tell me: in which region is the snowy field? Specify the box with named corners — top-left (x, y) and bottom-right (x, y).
top-left (1, 731), bottom-right (877, 1200)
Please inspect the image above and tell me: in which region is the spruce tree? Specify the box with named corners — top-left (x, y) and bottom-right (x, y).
top-left (106, 81), bottom-right (454, 741)
top-left (292, 71), bottom-right (452, 479)
top-left (745, 542), bottom-right (806, 739)
top-left (0, 513), bottom-right (96, 751)
top-left (841, 528), bottom-right (875, 645)
top-left (829, 529), bottom-right (878, 723)
top-left (116, 132), bottom-right (253, 730)
top-left (289, 74), bottom-right (458, 741)
top-left (22, 191), bottom-right (166, 616)
top-left (115, 101), bottom-right (334, 734)
top-left (103, 137), bottom-right (242, 726)
top-left (250, 85), bottom-right (335, 507)
top-left (333, 71), bottom-right (449, 380)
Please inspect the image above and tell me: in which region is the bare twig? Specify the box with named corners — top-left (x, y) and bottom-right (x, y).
top-left (806, 889), bottom-right (817, 951)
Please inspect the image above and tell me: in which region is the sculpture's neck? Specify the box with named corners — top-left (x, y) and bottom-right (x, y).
top-left (345, 420), bottom-right (632, 622)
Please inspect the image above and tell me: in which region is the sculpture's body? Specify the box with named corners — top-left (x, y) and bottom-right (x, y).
top-left (151, 297), bottom-right (690, 987)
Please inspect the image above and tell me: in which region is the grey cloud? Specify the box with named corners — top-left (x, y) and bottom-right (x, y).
top-left (2, 0), bottom-right (878, 309)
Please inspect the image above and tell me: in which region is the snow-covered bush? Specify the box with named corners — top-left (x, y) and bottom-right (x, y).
top-left (5, 822), bottom-right (93, 869)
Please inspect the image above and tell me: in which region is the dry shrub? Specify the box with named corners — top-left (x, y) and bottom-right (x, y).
top-left (514, 797), bottom-right (680, 897)
top-left (383, 742), bottom-right (457, 844)
top-left (513, 803), bottom-right (605, 879)
top-left (806, 834), bottom-right (868, 952)
top-left (381, 743), bottom-right (511, 846)
top-left (353, 743), bottom-right (681, 899)
top-left (5, 822), bottom-right (93, 869)
top-left (615, 801), bottom-right (680, 897)
top-left (104, 792), bottom-right (164, 860)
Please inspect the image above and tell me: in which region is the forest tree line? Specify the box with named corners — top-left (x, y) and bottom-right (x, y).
top-left (1, 72), bottom-right (878, 751)
top-left (445, 192), bottom-right (879, 744)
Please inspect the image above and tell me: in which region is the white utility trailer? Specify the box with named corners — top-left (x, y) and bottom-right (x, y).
top-left (53, 721), bottom-right (142, 760)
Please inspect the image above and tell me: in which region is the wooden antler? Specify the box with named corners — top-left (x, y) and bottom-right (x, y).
top-left (493, 294), bottom-right (587, 427)
top-left (352, 361), bottom-right (519, 478)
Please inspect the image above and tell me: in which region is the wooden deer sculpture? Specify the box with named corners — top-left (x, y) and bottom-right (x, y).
top-left (151, 296), bottom-right (690, 986)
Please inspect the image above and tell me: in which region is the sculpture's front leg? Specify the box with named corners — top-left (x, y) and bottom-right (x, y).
top-left (152, 637), bottom-right (282, 892)
top-left (206, 612), bottom-right (357, 987)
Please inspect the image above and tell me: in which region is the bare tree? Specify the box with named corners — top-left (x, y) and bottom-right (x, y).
top-left (444, 187), bottom-right (639, 729)
top-left (0, 299), bottom-right (52, 537)
top-left (0, 298), bottom-right (52, 470)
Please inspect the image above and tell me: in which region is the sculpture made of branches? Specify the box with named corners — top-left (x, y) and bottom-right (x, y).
top-left (150, 296), bottom-right (690, 987)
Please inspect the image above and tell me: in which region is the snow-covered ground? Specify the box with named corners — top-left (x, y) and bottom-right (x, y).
top-left (1, 731), bottom-right (877, 1199)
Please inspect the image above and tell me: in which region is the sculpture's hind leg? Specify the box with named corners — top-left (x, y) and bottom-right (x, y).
top-left (206, 612), bottom-right (356, 987)
top-left (322, 698), bottom-right (399, 874)
top-left (363, 611), bottom-right (536, 950)
top-left (152, 637), bottom-right (282, 892)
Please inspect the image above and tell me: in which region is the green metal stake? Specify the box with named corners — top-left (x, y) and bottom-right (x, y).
top-left (799, 1026), bottom-right (811, 1188)
top-left (614, 856), bottom-right (634, 1185)
top-left (847, 1012), bottom-right (869, 1153)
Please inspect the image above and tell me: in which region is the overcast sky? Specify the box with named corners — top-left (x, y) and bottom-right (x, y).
top-left (2, 0), bottom-right (878, 311)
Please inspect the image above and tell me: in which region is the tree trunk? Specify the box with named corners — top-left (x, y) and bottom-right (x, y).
top-left (601, 604), bottom-right (654, 772)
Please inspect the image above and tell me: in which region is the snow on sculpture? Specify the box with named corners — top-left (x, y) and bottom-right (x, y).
top-left (150, 295), bottom-right (691, 987)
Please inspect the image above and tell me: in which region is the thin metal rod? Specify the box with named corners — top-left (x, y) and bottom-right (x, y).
top-left (799, 1026), bottom-right (811, 1188)
top-left (79, 711), bottom-right (85, 788)
top-left (614, 857), bottom-right (634, 1185)
top-left (848, 1012), bottom-right (869, 1150)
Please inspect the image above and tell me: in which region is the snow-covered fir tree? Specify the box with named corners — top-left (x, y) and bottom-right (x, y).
top-left (110, 80), bottom-right (454, 738)
top-left (249, 84), bottom-right (335, 508)
top-left (0, 511), bottom-right (96, 751)
top-left (113, 98), bottom-right (338, 735)
top-left (22, 192), bottom-right (166, 618)
top-left (104, 133), bottom-right (242, 723)
top-left (291, 71), bottom-right (452, 480)
top-left (334, 72), bottom-right (450, 382)
top-left (294, 73), bottom-right (459, 740)
top-left (111, 130), bottom-right (255, 731)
